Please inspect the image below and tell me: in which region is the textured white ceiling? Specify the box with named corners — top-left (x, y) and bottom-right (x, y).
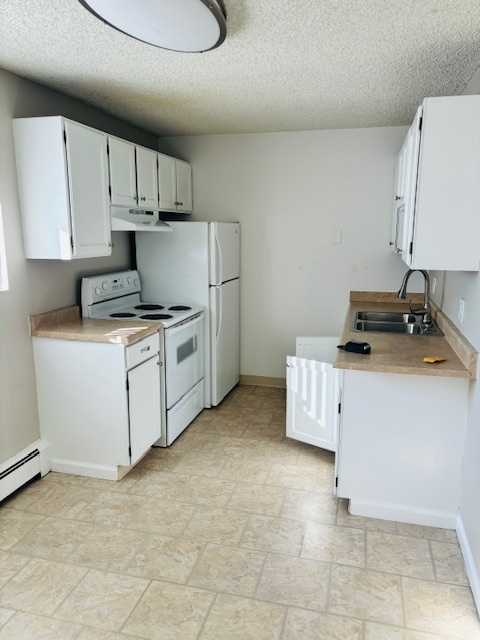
top-left (1, 0), bottom-right (480, 136)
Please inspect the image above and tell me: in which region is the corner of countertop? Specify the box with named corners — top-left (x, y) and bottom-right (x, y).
top-left (30, 305), bottom-right (80, 336)
top-left (349, 291), bottom-right (424, 304)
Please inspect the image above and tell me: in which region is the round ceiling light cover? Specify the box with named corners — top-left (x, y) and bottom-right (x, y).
top-left (78, 0), bottom-right (227, 52)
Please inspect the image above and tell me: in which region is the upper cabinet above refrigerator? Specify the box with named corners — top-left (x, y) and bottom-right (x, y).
top-left (391, 95), bottom-right (480, 271)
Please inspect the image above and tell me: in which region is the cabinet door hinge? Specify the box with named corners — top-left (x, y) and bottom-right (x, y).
top-left (409, 241), bottom-right (413, 255)
top-left (128, 446), bottom-right (132, 457)
top-left (108, 185), bottom-right (112, 197)
top-left (63, 130), bottom-right (67, 144)
top-left (418, 116), bottom-right (423, 131)
top-left (70, 236), bottom-right (74, 250)
top-left (107, 144), bottom-right (110, 155)
top-left (338, 402), bottom-right (342, 414)
top-left (126, 379), bottom-right (129, 391)
top-left (335, 477), bottom-right (338, 488)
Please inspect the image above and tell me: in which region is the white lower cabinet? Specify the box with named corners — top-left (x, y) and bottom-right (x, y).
top-left (337, 369), bottom-right (469, 528)
top-left (286, 337), bottom-right (341, 457)
top-left (32, 332), bottom-right (162, 480)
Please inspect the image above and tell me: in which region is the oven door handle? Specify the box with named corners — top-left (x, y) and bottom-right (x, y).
top-left (165, 312), bottom-right (204, 337)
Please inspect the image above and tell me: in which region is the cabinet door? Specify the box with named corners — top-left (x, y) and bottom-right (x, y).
top-left (128, 355), bottom-right (161, 465)
top-left (136, 147), bottom-right (159, 209)
top-left (175, 160), bottom-right (192, 212)
top-left (64, 121), bottom-right (112, 258)
top-left (158, 154), bottom-right (177, 210)
top-left (108, 137), bottom-right (137, 206)
top-left (286, 355), bottom-right (340, 452)
top-left (402, 105), bottom-right (423, 266)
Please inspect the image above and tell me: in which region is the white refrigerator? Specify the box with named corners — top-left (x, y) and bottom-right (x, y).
top-left (135, 221), bottom-right (240, 407)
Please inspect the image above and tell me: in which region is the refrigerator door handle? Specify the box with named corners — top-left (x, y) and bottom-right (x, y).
top-left (215, 286), bottom-right (223, 342)
top-left (214, 230), bottom-right (223, 285)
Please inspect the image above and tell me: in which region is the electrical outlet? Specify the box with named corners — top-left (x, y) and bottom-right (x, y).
top-left (458, 298), bottom-right (466, 324)
top-left (431, 276), bottom-right (437, 296)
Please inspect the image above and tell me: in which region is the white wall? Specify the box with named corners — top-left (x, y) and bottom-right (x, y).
top-left (159, 127), bottom-right (412, 379)
top-left (0, 68), bottom-right (158, 465)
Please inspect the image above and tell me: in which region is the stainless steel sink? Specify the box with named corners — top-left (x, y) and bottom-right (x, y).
top-left (352, 311), bottom-right (443, 336)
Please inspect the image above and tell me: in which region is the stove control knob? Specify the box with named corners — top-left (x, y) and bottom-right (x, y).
top-left (94, 287), bottom-right (101, 296)
top-left (134, 278), bottom-right (139, 286)
top-left (127, 276), bottom-right (133, 285)
top-left (102, 281), bottom-right (108, 290)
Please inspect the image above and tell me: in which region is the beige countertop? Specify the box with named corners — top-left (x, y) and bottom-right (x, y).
top-left (334, 292), bottom-right (477, 379)
top-left (30, 306), bottom-right (161, 346)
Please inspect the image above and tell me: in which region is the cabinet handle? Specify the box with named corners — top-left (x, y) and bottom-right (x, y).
top-left (395, 195), bottom-right (401, 201)
top-left (140, 196), bottom-right (146, 201)
top-left (141, 346), bottom-right (151, 353)
top-left (175, 201), bottom-right (183, 206)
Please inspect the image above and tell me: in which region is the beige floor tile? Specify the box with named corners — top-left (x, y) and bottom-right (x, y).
top-left (54, 569), bottom-right (148, 632)
top-left (283, 608), bottom-right (363, 640)
top-left (12, 516), bottom-right (81, 562)
top-left (76, 628), bottom-right (139, 639)
top-left (367, 531), bottom-right (435, 579)
top-left (328, 565), bottom-right (404, 626)
top-left (0, 551), bottom-right (30, 589)
top-left (0, 611), bottom-right (83, 639)
top-left (241, 514), bottom-right (305, 555)
top-left (402, 576), bottom-right (480, 638)
top-left (211, 436), bottom-right (260, 459)
top-left (313, 466), bottom-right (336, 492)
top-left (122, 581), bottom-right (214, 640)
top-left (265, 464), bottom-right (318, 490)
top-left (218, 458), bottom-right (271, 483)
top-left (197, 418), bottom-right (246, 438)
top-left (295, 446), bottom-right (335, 469)
top-left (188, 543), bottom-right (265, 596)
top-left (0, 509), bottom-right (44, 551)
top-left (68, 523), bottom-right (147, 572)
top-left (173, 451), bottom-right (226, 477)
top-left (0, 608), bottom-right (15, 628)
top-left (227, 483), bottom-right (286, 516)
top-left (242, 425), bottom-right (285, 442)
top-left (127, 498), bottom-right (196, 536)
top-left (176, 475), bottom-right (237, 507)
top-left (173, 432), bottom-right (219, 452)
top-left (430, 541), bottom-right (469, 586)
top-left (302, 522), bottom-right (365, 567)
top-left (395, 522), bottom-right (458, 543)
top-left (199, 593), bottom-right (285, 640)
top-left (256, 553), bottom-right (330, 610)
top-left (76, 491), bottom-right (147, 528)
top-left (65, 467), bottom-right (146, 493)
top-left (6, 482), bottom-right (97, 519)
top-left (183, 506), bottom-right (250, 545)
top-left (136, 449), bottom-right (186, 472)
top-left (126, 534), bottom-right (204, 583)
top-left (364, 621), bottom-right (448, 639)
top-left (128, 470), bottom-right (191, 499)
top-left (254, 441), bottom-right (300, 464)
top-left (0, 557), bottom-right (87, 616)
top-left (336, 499), bottom-right (398, 533)
top-left (281, 489), bottom-right (337, 524)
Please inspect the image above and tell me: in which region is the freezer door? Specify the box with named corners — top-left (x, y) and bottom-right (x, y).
top-left (210, 279), bottom-right (240, 405)
top-left (210, 222), bottom-right (240, 285)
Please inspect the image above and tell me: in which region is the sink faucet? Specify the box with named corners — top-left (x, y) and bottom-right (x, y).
top-left (397, 269), bottom-right (432, 327)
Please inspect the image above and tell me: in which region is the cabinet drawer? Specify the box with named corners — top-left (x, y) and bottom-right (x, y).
top-left (126, 333), bottom-right (160, 370)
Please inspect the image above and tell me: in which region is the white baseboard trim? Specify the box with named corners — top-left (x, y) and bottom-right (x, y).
top-left (51, 458), bottom-right (122, 481)
top-left (349, 499), bottom-right (457, 529)
top-left (0, 438), bottom-right (51, 502)
top-left (457, 515), bottom-right (480, 615)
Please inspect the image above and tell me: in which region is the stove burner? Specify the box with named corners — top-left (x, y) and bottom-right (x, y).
top-left (110, 312), bottom-right (137, 318)
top-left (169, 305), bottom-right (192, 311)
top-left (140, 314), bottom-right (174, 320)
top-left (134, 304), bottom-right (165, 311)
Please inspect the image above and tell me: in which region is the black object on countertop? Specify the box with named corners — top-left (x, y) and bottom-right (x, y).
top-left (337, 340), bottom-right (371, 354)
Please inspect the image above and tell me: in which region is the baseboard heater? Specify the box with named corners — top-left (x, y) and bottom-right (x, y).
top-left (0, 440), bottom-right (50, 502)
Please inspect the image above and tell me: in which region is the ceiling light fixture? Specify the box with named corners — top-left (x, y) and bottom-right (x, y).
top-left (77, 0), bottom-right (227, 53)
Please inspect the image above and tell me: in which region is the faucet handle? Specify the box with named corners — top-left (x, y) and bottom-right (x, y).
top-left (408, 300), bottom-right (427, 317)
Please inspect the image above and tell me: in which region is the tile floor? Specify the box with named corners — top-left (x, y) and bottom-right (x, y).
top-left (0, 384), bottom-right (479, 639)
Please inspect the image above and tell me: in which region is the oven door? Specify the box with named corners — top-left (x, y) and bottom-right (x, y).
top-left (164, 313), bottom-right (205, 409)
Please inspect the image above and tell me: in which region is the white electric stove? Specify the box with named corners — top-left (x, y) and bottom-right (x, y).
top-left (81, 270), bottom-right (205, 446)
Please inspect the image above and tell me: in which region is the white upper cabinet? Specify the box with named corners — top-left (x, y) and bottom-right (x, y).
top-left (136, 146), bottom-right (159, 209)
top-left (392, 95), bottom-right (480, 271)
top-left (108, 137), bottom-right (137, 207)
top-left (158, 153), bottom-right (192, 213)
top-left (14, 116), bottom-right (112, 260)
top-left (109, 138), bottom-right (159, 210)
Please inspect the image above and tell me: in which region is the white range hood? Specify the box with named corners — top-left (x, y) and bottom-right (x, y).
top-left (111, 207), bottom-right (172, 232)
